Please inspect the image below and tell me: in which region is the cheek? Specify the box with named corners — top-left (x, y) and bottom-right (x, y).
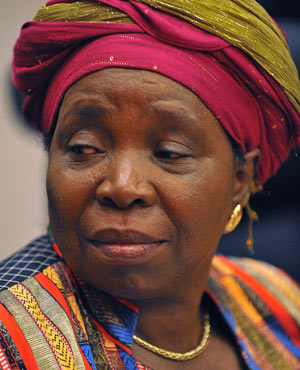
top-left (162, 160), bottom-right (233, 260)
top-left (46, 160), bottom-right (96, 238)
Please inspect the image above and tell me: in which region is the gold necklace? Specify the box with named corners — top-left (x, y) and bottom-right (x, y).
top-left (133, 313), bottom-right (210, 362)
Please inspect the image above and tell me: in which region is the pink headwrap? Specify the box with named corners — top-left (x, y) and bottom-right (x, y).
top-left (12, 0), bottom-right (300, 184)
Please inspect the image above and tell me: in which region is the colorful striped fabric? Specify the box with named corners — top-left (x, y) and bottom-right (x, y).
top-left (0, 235), bottom-right (299, 369)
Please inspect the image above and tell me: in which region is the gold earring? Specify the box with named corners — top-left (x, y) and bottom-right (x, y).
top-left (224, 204), bottom-right (242, 234)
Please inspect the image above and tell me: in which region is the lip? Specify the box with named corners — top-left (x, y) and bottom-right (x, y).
top-left (88, 228), bottom-right (167, 261)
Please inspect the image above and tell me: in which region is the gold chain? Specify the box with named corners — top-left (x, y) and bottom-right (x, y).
top-left (133, 313), bottom-right (210, 361)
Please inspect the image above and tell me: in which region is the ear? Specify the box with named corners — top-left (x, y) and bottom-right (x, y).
top-left (232, 148), bottom-right (261, 204)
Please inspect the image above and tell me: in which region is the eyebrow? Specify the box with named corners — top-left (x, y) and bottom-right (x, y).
top-left (150, 106), bottom-right (203, 133)
top-left (62, 104), bottom-right (109, 123)
top-left (60, 101), bottom-right (205, 141)
top-left (56, 104), bottom-right (112, 147)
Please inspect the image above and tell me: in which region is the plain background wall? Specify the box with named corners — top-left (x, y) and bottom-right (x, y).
top-left (0, 1), bottom-right (48, 258)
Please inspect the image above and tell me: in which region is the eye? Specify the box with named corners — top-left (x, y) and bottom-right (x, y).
top-left (154, 141), bottom-right (192, 163)
top-left (155, 149), bottom-right (186, 160)
top-left (68, 144), bottom-right (98, 155)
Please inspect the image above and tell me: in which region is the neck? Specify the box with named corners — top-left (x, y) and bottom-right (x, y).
top-left (133, 292), bottom-right (205, 353)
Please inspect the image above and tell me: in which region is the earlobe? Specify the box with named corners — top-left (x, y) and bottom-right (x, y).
top-left (232, 148), bottom-right (261, 204)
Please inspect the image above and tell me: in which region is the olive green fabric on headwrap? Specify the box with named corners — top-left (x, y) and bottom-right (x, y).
top-left (34, 0), bottom-right (300, 115)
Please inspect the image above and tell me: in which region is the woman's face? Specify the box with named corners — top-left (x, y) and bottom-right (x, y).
top-left (47, 68), bottom-right (243, 302)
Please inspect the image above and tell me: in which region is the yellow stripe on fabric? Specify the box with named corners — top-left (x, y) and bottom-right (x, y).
top-left (212, 256), bottom-right (235, 275)
top-left (101, 334), bottom-right (124, 370)
top-left (43, 265), bottom-right (64, 291)
top-left (242, 259), bottom-right (300, 306)
top-left (1, 288), bottom-right (61, 370)
top-left (66, 295), bottom-right (88, 338)
top-left (103, 334), bottom-right (118, 350)
top-left (226, 275), bottom-right (300, 369)
top-left (33, 0), bottom-right (300, 115)
top-left (43, 266), bottom-right (88, 338)
top-left (215, 276), bottom-right (294, 369)
top-left (23, 276), bottom-right (87, 370)
top-left (251, 319), bottom-right (300, 369)
top-left (240, 334), bottom-right (277, 370)
top-left (234, 259), bottom-right (300, 326)
top-left (8, 283), bottom-right (79, 370)
top-left (211, 258), bottom-right (298, 368)
top-left (221, 275), bottom-right (264, 325)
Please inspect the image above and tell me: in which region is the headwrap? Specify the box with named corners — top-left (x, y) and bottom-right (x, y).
top-left (12, 0), bottom-right (300, 184)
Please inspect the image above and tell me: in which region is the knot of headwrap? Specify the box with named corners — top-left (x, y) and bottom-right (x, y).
top-left (12, 0), bottom-right (300, 184)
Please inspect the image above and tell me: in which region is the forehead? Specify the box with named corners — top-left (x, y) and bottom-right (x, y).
top-left (58, 68), bottom-right (220, 131)
top-left (64, 68), bottom-right (196, 99)
top-left (62, 69), bottom-right (211, 113)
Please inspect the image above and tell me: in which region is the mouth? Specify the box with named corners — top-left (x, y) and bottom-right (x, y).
top-left (88, 229), bottom-right (168, 262)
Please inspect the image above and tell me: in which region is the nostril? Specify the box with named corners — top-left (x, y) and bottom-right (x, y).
top-left (95, 177), bottom-right (156, 209)
top-left (100, 197), bottom-right (116, 208)
top-left (99, 196), bottom-right (146, 209)
top-left (135, 199), bottom-right (144, 207)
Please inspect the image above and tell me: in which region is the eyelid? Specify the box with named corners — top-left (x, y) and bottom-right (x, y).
top-left (156, 141), bottom-right (192, 154)
top-left (67, 132), bottom-right (105, 151)
top-left (155, 150), bottom-right (190, 159)
top-left (67, 143), bottom-right (98, 155)
top-left (68, 131), bottom-right (95, 144)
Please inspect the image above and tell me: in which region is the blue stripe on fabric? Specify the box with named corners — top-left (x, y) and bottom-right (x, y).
top-left (266, 316), bottom-right (300, 359)
top-left (113, 299), bottom-right (138, 333)
top-left (119, 348), bottom-right (138, 370)
top-left (97, 296), bottom-right (138, 348)
top-left (238, 338), bottom-right (261, 370)
top-left (218, 307), bottom-right (258, 370)
top-left (80, 342), bottom-right (97, 370)
top-left (106, 322), bottom-right (134, 343)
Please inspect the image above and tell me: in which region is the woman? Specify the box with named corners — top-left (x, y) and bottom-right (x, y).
top-left (0, 0), bottom-right (299, 369)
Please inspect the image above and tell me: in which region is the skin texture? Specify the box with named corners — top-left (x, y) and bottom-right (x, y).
top-left (47, 68), bottom-right (259, 369)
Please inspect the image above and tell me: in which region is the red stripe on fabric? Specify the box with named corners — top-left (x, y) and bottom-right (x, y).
top-left (115, 297), bottom-right (139, 313)
top-left (35, 272), bottom-right (75, 324)
top-left (0, 346), bottom-right (12, 370)
top-left (35, 273), bottom-right (96, 368)
top-left (91, 317), bottom-right (132, 354)
top-left (116, 345), bottom-right (126, 370)
top-left (35, 272), bottom-right (83, 342)
top-left (78, 345), bottom-right (94, 370)
top-left (61, 262), bottom-right (130, 360)
top-left (101, 332), bottom-right (126, 370)
top-left (219, 256), bottom-right (300, 348)
top-left (52, 243), bottom-right (62, 258)
top-left (0, 304), bottom-right (39, 370)
top-left (0, 330), bottom-right (19, 370)
top-left (205, 288), bottom-right (223, 310)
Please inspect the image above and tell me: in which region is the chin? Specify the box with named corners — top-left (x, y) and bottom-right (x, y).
top-left (76, 261), bottom-right (171, 302)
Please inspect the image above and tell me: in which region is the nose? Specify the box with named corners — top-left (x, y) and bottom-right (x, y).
top-left (95, 153), bottom-right (157, 209)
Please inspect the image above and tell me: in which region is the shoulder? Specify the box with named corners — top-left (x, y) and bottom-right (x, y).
top-left (212, 254), bottom-right (300, 287)
top-left (227, 256), bottom-right (299, 293)
top-left (210, 255), bottom-right (300, 321)
top-left (209, 255), bottom-right (300, 367)
top-left (211, 255), bottom-right (300, 304)
top-left (0, 236), bottom-right (68, 368)
top-left (0, 234), bottom-right (59, 292)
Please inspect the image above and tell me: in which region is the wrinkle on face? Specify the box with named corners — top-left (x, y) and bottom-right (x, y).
top-left (47, 68), bottom-right (236, 303)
